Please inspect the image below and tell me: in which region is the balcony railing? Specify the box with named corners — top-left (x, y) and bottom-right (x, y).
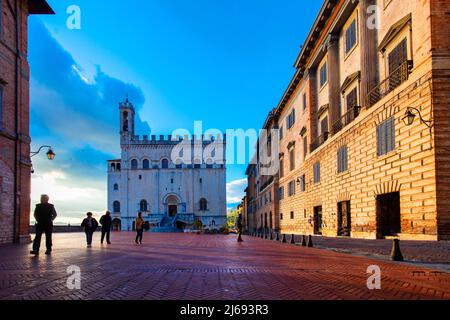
top-left (310, 132), bottom-right (329, 152)
top-left (367, 60), bottom-right (412, 108)
top-left (332, 105), bottom-right (361, 135)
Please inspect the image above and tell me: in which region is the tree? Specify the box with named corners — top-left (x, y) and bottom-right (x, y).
top-left (227, 207), bottom-right (240, 230)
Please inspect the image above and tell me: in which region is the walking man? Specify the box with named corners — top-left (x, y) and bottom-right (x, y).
top-left (81, 212), bottom-right (99, 248)
top-left (100, 211), bottom-right (112, 244)
top-left (30, 195), bottom-right (57, 255)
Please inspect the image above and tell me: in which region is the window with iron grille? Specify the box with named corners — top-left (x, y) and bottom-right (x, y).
top-left (320, 62), bottom-right (327, 87)
top-left (313, 162), bottom-right (321, 184)
top-left (345, 19), bottom-right (357, 54)
top-left (337, 145), bottom-right (348, 173)
top-left (288, 181), bottom-right (295, 196)
top-left (377, 117), bottom-right (396, 156)
top-left (300, 174), bottom-right (306, 192)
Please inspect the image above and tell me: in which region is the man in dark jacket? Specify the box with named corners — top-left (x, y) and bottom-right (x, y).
top-left (81, 212), bottom-right (99, 248)
top-left (100, 211), bottom-right (112, 245)
top-left (30, 195), bottom-right (57, 255)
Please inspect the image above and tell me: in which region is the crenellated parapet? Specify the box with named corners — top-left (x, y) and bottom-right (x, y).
top-left (127, 134), bottom-right (227, 146)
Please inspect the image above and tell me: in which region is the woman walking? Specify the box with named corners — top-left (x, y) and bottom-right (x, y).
top-left (81, 212), bottom-right (99, 248)
top-left (135, 212), bottom-right (145, 244)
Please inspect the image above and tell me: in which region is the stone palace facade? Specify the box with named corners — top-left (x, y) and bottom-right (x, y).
top-left (107, 99), bottom-right (227, 232)
top-left (244, 0), bottom-right (450, 241)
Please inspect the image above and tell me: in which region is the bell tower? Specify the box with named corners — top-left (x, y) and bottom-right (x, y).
top-left (119, 96), bottom-right (135, 145)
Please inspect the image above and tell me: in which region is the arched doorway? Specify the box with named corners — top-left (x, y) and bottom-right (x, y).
top-left (165, 195), bottom-right (179, 217)
top-left (112, 218), bottom-right (121, 231)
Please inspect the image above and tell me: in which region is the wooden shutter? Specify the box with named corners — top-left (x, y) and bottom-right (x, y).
top-left (346, 88), bottom-right (358, 109)
top-left (344, 146), bottom-right (348, 171)
top-left (321, 117), bottom-right (329, 134)
top-left (388, 38), bottom-right (408, 75)
top-left (303, 136), bottom-right (308, 159)
top-left (386, 117), bottom-right (395, 153)
top-left (377, 124), bottom-right (383, 156)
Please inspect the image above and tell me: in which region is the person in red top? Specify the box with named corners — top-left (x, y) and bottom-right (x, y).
top-left (135, 212), bottom-right (145, 244)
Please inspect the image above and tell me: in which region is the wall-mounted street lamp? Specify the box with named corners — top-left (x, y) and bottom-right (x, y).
top-left (402, 107), bottom-right (433, 128)
top-left (31, 145), bottom-right (56, 160)
top-left (30, 146), bottom-right (55, 174)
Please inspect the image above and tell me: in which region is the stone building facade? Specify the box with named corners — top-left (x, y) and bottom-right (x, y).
top-left (0, 0), bottom-right (53, 244)
top-left (107, 99), bottom-right (227, 232)
top-left (245, 0), bottom-right (450, 240)
top-left (245, 113), bottom-right (280, 234)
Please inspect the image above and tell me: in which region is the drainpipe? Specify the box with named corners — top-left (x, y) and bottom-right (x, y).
top-left (12, 0), bottom-right (20, 244)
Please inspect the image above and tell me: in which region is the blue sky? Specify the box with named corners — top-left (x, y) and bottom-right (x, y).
top-left (29, 0), bottom-right (322, 223)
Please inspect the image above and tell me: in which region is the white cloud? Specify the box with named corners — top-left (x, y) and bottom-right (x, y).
top-left (226, 178), bottom-right (247, 204)
top-left (31, 170), bottom-right (106, 224)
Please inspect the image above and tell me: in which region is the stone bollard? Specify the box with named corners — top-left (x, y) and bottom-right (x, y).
top-left (307, 235), bottom-right (313, 248)
top-left (301, 235), bottom-right (307, 247)
top-left (391, 239), bottom-right (404, 262)
top-left (264, 232), bottom-right (268, 239)
top-left (282, 234), bottom-right (287, 243)
top-left (270, 232), bottom-right (274, 240)
top-left (290, 234), bottom-right (296, 245)
top-left (276, 233), bottom-right (280, 241)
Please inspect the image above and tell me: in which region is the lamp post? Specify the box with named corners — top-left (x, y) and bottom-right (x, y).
top-left (402, 107), bottom-right (432, 128)
top-left (30, 145), bottom-right (55, 173)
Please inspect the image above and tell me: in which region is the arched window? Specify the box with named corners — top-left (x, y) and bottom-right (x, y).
top-left (143, 159), bottom-right (150, 170)
top-left (111, 163), bottom-right (116, 172)
top-left (116, 163), bottom-right (121, 171)
top-left (113, 184), bottom-right (119, 191)
top-left (131, 159), bottom-right (138, 170)
top-left (162, 158), bottom-right (169, 169)
top-left (140, 199), bottom-right (148, 212)
top-left (113, 201), bottom-right (120, 213)
top-left (199, 198), bottom-right (208, 211)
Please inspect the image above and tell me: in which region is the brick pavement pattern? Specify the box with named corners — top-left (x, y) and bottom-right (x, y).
top-left (0, 232), bottom-right (449, 300)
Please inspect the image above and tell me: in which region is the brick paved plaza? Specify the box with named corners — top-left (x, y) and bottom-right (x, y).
top-left (0, 232), bottom-right (449, 300)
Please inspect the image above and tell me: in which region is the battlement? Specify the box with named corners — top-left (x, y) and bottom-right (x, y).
top-left (126, 134), bottom-right (227, 145)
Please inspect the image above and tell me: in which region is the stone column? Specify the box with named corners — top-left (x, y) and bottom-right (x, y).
top-left (305, 68), bottom-right (318, 148)
top-left (326, 33), bottom-right (341, 132)
top-left (360, 0), bottom-right (379, 108)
